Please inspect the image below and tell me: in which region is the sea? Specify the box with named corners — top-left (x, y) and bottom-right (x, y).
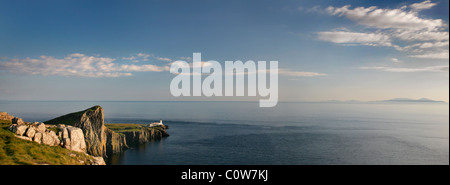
top-left (1, 101), bottom-right (448, 165)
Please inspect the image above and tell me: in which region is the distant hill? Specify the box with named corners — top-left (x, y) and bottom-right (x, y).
top-left (379, 98), bottom-right (446, 103)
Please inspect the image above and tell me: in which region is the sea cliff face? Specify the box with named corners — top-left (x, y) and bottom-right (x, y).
top-left (45, 105), bottom-right (169, 159)
top-left (122, 126), bottom-right (170, 146)
top-left (45, 106), bottom-right (128, 158)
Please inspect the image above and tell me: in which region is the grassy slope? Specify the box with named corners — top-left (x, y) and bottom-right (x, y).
top-left (43, 110), bottom-right (85, 126)
top-left (105, 123), bottom-right (166, 134)
top-left (44, 106), bottom-right (100, 126)
top-left (0, 120), bottom-right (94, 165)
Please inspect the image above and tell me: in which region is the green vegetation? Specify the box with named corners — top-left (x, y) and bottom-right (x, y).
top-left (44, 105), bottom-right (101, 126)
top-left (105, 123), bottom-right (166, 133)
top-left (105, 123), bottom-right (144, 133)
top-left (0, 120), bottom-right (94, 165)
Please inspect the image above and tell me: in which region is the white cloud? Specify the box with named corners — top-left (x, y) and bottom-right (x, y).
top-left (409, 51), bottom-right (449, 59)
top-left (360, 65), bottom-right (449, 72)
top-left (391, 58), bottom-right (401, 63)
top-left (393, 30), bottom-right (449, 42)
top-left (278, 69), bottom-right (327, 77)
top-left (409, 0), bottom-right (437, 12)
top-left (0, 53), bottom-right (169, 77)
top-left (156, 57), bottom-right (172, 62)
top-left (326, 4), bottom-right (444, 30)
top-left (320, 1), bottom-right (448, 61)
top-left (317, 31), bottom-right (394, 47)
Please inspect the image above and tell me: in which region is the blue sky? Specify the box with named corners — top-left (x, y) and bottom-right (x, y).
top-left (0, 0), bottom-right (448, 102)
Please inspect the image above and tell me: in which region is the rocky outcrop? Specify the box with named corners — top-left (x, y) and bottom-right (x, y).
top-left (45, 105), bottom-right (128, 158)
top-left (12, 117), bottom-right (24, 125)
top-left (4, 112), bottom-right (106, 165)
top-left (0, 112), bottom-right (14, 121)
top-left (8, 123), bottom-right (60, 146)
top-left (123, 127), bottom-right (170, 146)
top-left (59, 125), bottom-right (87, 153)
top-left (105, 128), bottom-right (127, 154)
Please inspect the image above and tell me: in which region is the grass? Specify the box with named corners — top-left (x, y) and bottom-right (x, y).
top-left (44, 105), bottom-right (101, 126)
top-left (105, 123), bottom-right (166, 134)
top-left (105, 123), bottom-right (145, 133)
top-left (0, 120), bottom-right (95, 165)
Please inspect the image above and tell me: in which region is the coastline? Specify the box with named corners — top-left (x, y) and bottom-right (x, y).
top-left (0, 106), bottom-right (169, 165)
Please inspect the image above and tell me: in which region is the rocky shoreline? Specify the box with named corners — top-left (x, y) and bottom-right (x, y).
top-left (0, 106), bottom-right (169, 165)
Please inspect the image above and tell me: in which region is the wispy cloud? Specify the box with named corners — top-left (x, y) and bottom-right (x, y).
top-left (409, 51), bottom-right (449, 59)
top-left (317, 31), bottom-right (394, 48)
top-left (278, 69), bottom-right (327, 77)
top-left (326, 3), bottom-right (444, 30)
top-left (409, 0), bottom-right (437, 12)
top-left (360, 65), bottom-right (449, 73)
top-left (318, 1), bottom-right (449, 59)
top-left (0, 53), bottom-right (170, 77)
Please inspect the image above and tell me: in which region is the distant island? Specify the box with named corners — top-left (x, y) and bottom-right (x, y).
top-left (300, 98), bottom-right (447, 104)
top-left (376, 98), bottom-right (447, 104)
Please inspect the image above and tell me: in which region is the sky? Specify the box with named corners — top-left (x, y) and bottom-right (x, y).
top-left (0, 0), bottom-right (448, 102)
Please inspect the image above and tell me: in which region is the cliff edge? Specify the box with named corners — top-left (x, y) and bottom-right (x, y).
top-left (44, 105), bottom-right (127, 158)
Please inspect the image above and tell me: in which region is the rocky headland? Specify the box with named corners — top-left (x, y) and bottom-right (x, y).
top-left (0, 105), bottom-right (169, 165)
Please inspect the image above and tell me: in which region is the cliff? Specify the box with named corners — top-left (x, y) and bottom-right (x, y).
top-left (45, 105), bottom-right (128, 158)
top-left (105, 124), bottom-right (170, 146)
top-left (44, 106), bottom-right (169, 159)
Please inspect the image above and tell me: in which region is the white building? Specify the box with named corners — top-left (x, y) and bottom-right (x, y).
top-left (149, 119), bottom-right (163, 127)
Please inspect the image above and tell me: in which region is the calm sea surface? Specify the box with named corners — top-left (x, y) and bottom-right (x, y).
top-left (1, 101), bottom-right (448, 165)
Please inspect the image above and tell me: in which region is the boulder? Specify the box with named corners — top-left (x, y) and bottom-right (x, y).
top-left (25, 127), bottom-right (36, 138)
top-left (61, 127), bottom-right (70, 139)
top-left (15, 135), bottom-right (32, 141)
top-left (41, 132), bottom-right (53, 145)
top-left (12, 117), bottom-right (24, 125)
top-left (8, 124), bottom-right (17, 133)
top-left (36, 123), bottom-right (46, 133)
top-left (63, 138), bottom-right (71, 148)
top-left (92, 157), bottom-right (106, 165)
top-left (33, 132), bottom-right (43, 144)
top-left (14, 125), bottom-right (28, 136)
top-left (46, 130), bottom-right (60, 146)
top-left (0, 112), bottom-right (14, 121)
top-left (66, 127), bottom-right (86, 153)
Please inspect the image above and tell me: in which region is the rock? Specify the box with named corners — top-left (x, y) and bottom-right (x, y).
top-left (41, 132), bottom-right (53, 145)
top-left (14, 125), bottom-right (28, 136)
top-left (66, 127), bottom-right (86, 153)
top-left (57, 124), bottom-right (66, 130)
top-left (61, 127), bottom-right (70, 139)
top-left (0, 112), bottom-right (14, 121)
top-left (8, 124), bottom-right (18, 133)
top-left (63, 138), bottom-right (71, 148)
top-left (12, 117), bottom-right (24, 125)
top-left (25, 126), bottom-right (36, 138)
top-left (36, 123), bottom-right (46, 133)
top-left (92, 157), bottom-right (106, 165)
top-left (45, 105), bottom-right (127, 158)
top-left (15, 135), bottom-right (32, 141)
top-left (33, 132), bottom-right (43, 144)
